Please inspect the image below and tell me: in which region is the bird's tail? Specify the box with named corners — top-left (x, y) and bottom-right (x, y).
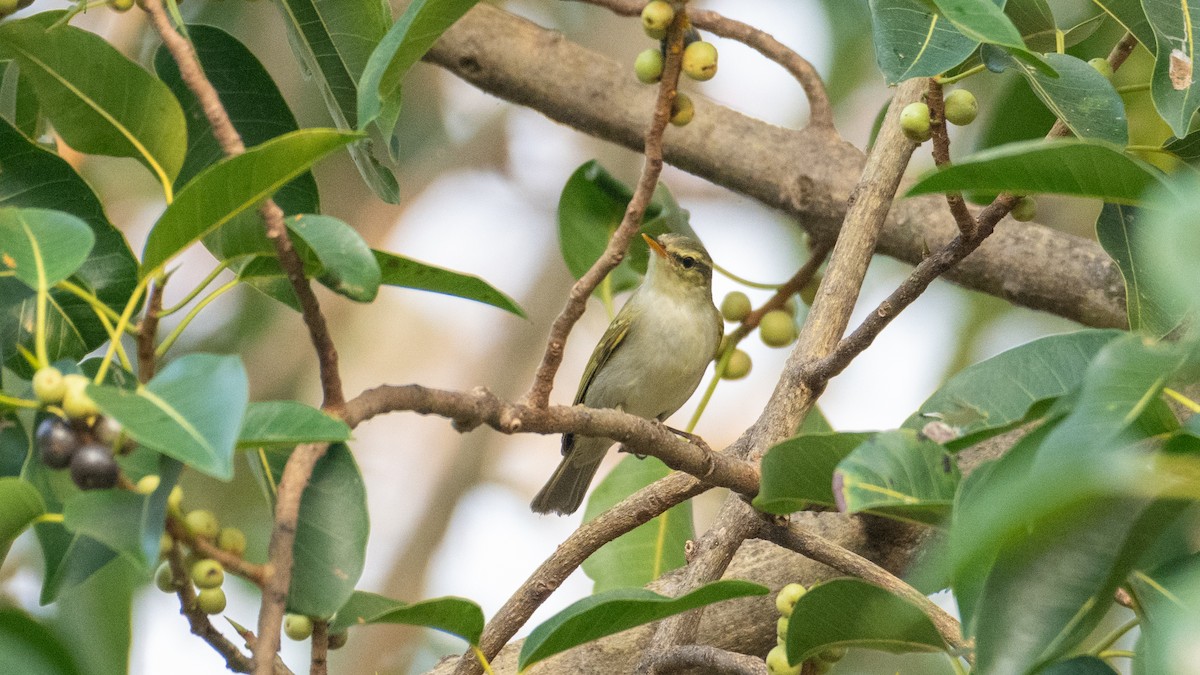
top-left (530, 449), bottom-right (604, 515)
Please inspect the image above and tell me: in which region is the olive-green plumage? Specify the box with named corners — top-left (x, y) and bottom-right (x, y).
top-left (531, 233), bottom-right (722, 515)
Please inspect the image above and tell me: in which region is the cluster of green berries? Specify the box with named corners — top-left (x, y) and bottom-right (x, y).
top-left (33, 366), bottom-right (134, 491)
top-left (716, 289), bottom-right (805, 380)
top-left (767, 583), bottom-right (845, 674)
top-left (153, 489), bottom-right (247, 616)
top-left (632, 1), bottom-right (719, 127)
top-left (0, 0), bottom-right (33, 19)
top-left (899, 89), bottom-right (978, 143)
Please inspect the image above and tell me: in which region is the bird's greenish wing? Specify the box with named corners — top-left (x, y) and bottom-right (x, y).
top-left (573, 311), bottom-right (633, 405)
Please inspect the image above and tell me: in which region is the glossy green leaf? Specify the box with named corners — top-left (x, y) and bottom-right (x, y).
top-left (155, 24), bottom-right (319, 222)
top-left (992, 51), bottom-right (1127, 145)
top-left (1141, 151), bottom-right (1200, 322)
top-left (257, 443), bottom-right (368, 618)
top-left (0, 607), bottom-right (80, 675)
top-left (1144, 0), bottom-right (1200, 137)
top-left (34, 521), bottom-right (118, 605)
top-left (519, 580), bottom-right (768, 670)
top-left (238, 401), bottom-right (350, 448)
top-left (1090, 0), bottom-right (1155, 50)
top-left (276, 0), bottom-right (399, 203)
top-left (1005, 0), bottom-right (1055, 52)
top-left (1129, 552), bottom-right (1200, 675)
top-left (784, 578), bottom-right (947, 664)
top-left (140, 129), bottom-right (360, 277)
top-left (869, 0), bottom-right (989, 84)
top-left (906, 139), bottom-right (1163, 205)
top-left (357, 0), bottom-right (479, 142)
top-left (928, 0), bottom-right (1054, 74)
top-left (374, 249), bottom-right (524, 317)
top-left (0, 13), bottom-right (186, 188)
top-left (1040, 656), bottom-right (1120, 674)
top-left (833, 430), bottom-right (959, 526)
top-left (1095, 203), bottom-right (1186, 337)
top-left (0, 422), bottom-right (25, 477)
top-left (754, 432), bottom-right (871, 514)
top-left (329, 591), bottom-right (483, 644)
top-left (1, 61), bottom-right (42, 138)
top-left (288, 215), bottom-right (380, 302)
top-left (0, 477), bottom-right (44, 564)
top-left (87, 354), bottom-right (249, 481)
top-left (901, 329), bottom-right (1123, 449)
top-left (582, 456), bottom-right (692, 593)
top-left (0, 208), bottom-right (93, 288)
top-left (51, 557), bottom-right (134, 675)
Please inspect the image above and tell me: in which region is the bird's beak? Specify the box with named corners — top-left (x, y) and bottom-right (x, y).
top-left (642, 233), bottom-right (667, 258)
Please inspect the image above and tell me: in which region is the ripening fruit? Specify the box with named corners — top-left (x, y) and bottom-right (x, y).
top-left (1011, 196), bottom-right (1037, 222)
top-left (159, 533), bottom-right (173, 557)
top-left (634, 49), bottom-right (664, 84)
top-left (776, 616), bottom-right (789, 641)
top-left (1088, 57), bottom-right (1114, 79)
top-left (167, 485), bottom-right (184, 515)
top-left (136, 474), bottom-right (161, 495)
top-left (722, 349), bottom-right (752, 380)
top-left (61, 374), bottom-right (99, 420)
top-left (681, 41), bottom-right (718, 81)
top-left (36, 417), bottom-right (80, 469)
top-left (191, 559), bottom-right (225, 590)
top-left (670, 92), bottom-right (694, 126)
top-left (720, 291), bottom-right (752, 322)
top-left (641, 1), bottom-right (674, 35)
top-left (195, 587), bottom-right (227, 615)
top-left (900, 101), bottom-right (932, 142)
top-left (759, 310), bottom-right (797, 348)
top-left (32, 367), bottom-right (67, 404)
top-left (775, 583), bottom-right (806, 617)
top-left (217, 527), bottom-right (247, 556)
top-left (70, 444), bottom-right (119, 490)
top-left (766, 645), bottom-right (800, 675)
top-left (780, 297), bottom-right (799, 317)
top-left (327, 630), bottom-right (349, 650)
top-left (93, 415), bottom-right (130, 451)
top-left (285, 614), bottom-right (314, 641)
top-left (185, 509), bottom-right (220, 541)
top-left (943, 89), bottom-right (978, 126)
top-left (155, 562), bottom-right (179, 593)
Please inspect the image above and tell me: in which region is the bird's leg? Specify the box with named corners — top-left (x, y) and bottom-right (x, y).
top-left (662, 425), bottom-right (713, 454)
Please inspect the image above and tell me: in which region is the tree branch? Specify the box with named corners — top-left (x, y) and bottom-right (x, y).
top-left (137, 279), bottom-right (165, 382)
top-left (639, 645), bottom-right (768, 675)
top-left (163, 538), bottom-right (257, 674)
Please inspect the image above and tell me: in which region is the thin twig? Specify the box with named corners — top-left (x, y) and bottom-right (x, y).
top-left (522, 4), bottom-right (687, 409)
top-left (1048, 32), bottom-right (1138, 139)
top-left (164, 539), bottom-right (257, 673)
top-left (167, 516), bottom-right (267, 586)
top-left (639, 645), bottom-right (768, 675)
top-left (310, 620), bottom-right (329, 675)
top-left (138, 278), bottom-right (165, 382)
top-left (575, 0), bottom-right (833, 128)
top-left (731, 240), bottom-right (832, 343)
top-left (924, 80), bottom-right (976, 236)
top-left (140, 0), bottom-right (344, 412)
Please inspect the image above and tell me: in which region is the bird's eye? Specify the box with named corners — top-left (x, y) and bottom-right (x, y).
top-left (679, 256), bottom-right (696, 269)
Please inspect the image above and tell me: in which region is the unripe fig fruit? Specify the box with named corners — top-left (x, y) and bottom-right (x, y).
top-left (69, 444), bottom-right (119, 490)
top-left (159, 533), bottom-right (173, 557)
top-left (670, 92), bottom-right (694, 126)
top-left (766, 645), bottom-right (800, 675)
top-left (327, 630), bottom-right (349, 650)
top-left (195, 587), bottom-right (226, 615)
top-left (155, 562), bottom-right (179, 593)
top-left (167, 485), bottom-right (184, 514)
top-left (36, 417), bottom-right (80, 469)
top-left (1089, 57), bottom-right (1114, 79)
top-left (900, 101), bottom-right (932, 142)
top-left (944, 89), bottom-right (978, 126)
top-left (775, 582), bottom-right (807, 617)
top-left (777, 616), bottom-right (789, 641)
top-left (218, 527), bottom-right (247, 556)
top-left (1011, 196), bottom-right (1037, 222)
top-left (136, 474), bottom-right (161, 495)
top-left (185, 509), bottom-right (220, 541)
top-left (190, 558), bottom-right (225, 590)
top-left (799, 275), bottom-right (821, 306)
top-left (720, 291), bottom-right (752, 322)
top-left (641, 1), bottom-right (674, 35)
top-left (635, 49), bottom-right (664, 84)
top-left (110, 0), bottom-right (134, 10)
top-left (33, 367), bottom-right (67, 404)
top-left (759, 310), bottom-right (797, 348)
top-left (61, 374), bottom-right (98, 420)
top-left (722, 349), bottom-right (752, 380)
top-left (285, 613), bottom-right (314, 641)
top-left (681, 41), bottom-right (718, 81)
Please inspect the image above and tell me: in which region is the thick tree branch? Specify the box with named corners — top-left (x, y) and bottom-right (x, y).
top-left (425, 4), bottom-right (1127, 328)
top-left (639, 645), bottom-right (768, 675)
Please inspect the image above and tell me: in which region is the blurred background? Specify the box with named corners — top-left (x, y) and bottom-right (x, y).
top-left (0, 0), bottom-right (1143, 672)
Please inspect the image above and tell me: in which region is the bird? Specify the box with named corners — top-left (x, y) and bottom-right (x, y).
top-left (531, 232), bottom-right (723, 515)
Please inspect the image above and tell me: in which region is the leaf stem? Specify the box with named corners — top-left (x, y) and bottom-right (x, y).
top-left (1089, 616), bottom-right (1139, 655)
top-left (712, 261), bottom-right (781, 289)
top-left (155, 278), bottom-right (239, 358)
top-left (1117, 83), bottom-right (1151, 94)
top-left (1164, 387), bottom-right (1200, 413)
top-left (56, 280), bottom-right (127, 328)
top-left (156, 260), bottom-right (232, 317)
top-left (93, 277), bottom-right (149, 384)
top-left (685, 345), bottom-right (732, 433)
top-left (0, 392), bottom-right (40, 409)
top-left (34, 512), bottom-right (64, 523)
top-left (935, 64), bottom-right (986, 85)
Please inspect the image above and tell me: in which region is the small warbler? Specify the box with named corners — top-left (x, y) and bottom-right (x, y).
top-left (531, 232), bottom-right (722, 515)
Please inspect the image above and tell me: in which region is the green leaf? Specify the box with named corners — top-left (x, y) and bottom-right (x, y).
top-left (1129, 552), bottom-right (1200, 675)
top-left (276, 0), bottom-right (400, 203)
top-left (1090, 0), bottom-right (1154, 50)
top-left (1039, 656), bottom-right (1120, 674)
top-left (1095, 203), bottom-right (1187, 337)
top-left (0, 477), bottom-right (44, 564)
top-left (868, 0), bottom-right (990, 84)
top-left (34, 521), bottom-right (118, 605)
top-left (784, 578), bottom-right (948, 664)
top-left (1143, 0), bottom-right (1200, 137)
top-left (581, 456), bottom-right (692, 593)
top-left (154, 24), bottom-right (320, 218)
top-left (87, 354), bottom-right (249, 481)
top-left (288, 215), bottom-right (381, 302)
top-left (519, 580), bottom-right (769, 670)
top-left (0, 607), bottom-right (81, 675)
top-left (0, 13), bottom-right (186, 189)
top-left (1140, 157), bottom-right (1200, 321)
top-left (356, 0), bottom-right (480, 140)
top-left (1004, 0), bottom-right (1055, 52)
top-left (833, 430), bottom-right (959, 525)
top-left (328, 591), bottom-right (483, 644)
top-left (902, 329), bottom-right (1123, 450)
top-left (237, 401), bottom-right (350, 448)
top-left (50, 557), bottom-right (135, 675)
top-left (906, 139), bottom-right (1164, 205)
top-left (928, 0), bottom-right (1055, 75)
top-left (1, 61), bottom-right (42, 138)
top-left (992, 51), bottom-right (1127, 145)
top-left (754, 432), bottom-right (872, 514)
top-left (140, 129), bottom-right (361, 277)
top-left (0, 208), bottom-right (94, 288)
top-left (374, 249), bottom-right (525, 317)
top-left (257, 443), bottom-right (368, 618)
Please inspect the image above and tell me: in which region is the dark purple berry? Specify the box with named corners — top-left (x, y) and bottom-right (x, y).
top-left (69, 444), bottom-right (119, 490)
top-left (36, 417), bottom-right (81, 469)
